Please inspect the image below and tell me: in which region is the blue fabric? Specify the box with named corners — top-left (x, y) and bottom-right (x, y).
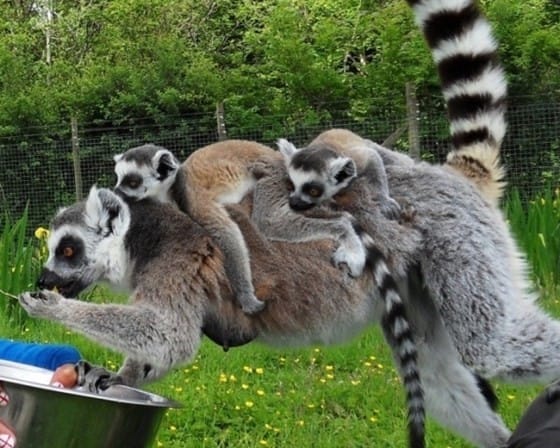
top-left (0, 340), bottom-right (81, 371)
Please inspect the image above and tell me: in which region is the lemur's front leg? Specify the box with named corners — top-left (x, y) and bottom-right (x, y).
top-left (19, 290), bottom-right (203, 387)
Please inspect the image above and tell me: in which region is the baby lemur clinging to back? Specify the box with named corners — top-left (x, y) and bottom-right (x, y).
top-left (113, 140), bottom-right (379, 313)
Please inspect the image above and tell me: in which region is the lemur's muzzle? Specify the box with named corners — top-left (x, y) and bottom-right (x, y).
top-left (36, 269), bottom-right (83, 298)
top-left (289, 196), bottom-right (314, 211)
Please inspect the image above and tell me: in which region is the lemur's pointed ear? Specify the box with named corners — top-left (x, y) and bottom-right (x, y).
top-left (113, 153), bottom-right (124, 163)
top-left (152, 149), bottom-right (179, 180)
top-left (328, 157), bottom-right (357, 188)
top-left (85, 186), bottom-right (130, 237)
top-left (277, 139), bottom-right (298, 161)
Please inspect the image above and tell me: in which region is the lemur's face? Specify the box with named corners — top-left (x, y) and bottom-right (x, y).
top-left (277, 139), bottom-right (357, 211)
top-left (37, 188), bottom-right (131, 298)
top-left (114, 144), bottom-right (179, 203)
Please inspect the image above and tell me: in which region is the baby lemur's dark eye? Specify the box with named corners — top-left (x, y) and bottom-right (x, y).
top-left (308, 188), bottom-right (321, 198)
top-left (122, 174), bottom-right (143, 190)
top-left (302, 182), bottom-right (324, 198)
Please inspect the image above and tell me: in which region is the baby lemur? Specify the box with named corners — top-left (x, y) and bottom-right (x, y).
top-left (114, 141), bottom-right (270, 314)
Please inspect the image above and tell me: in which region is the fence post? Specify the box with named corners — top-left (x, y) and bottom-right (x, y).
top-left (405, 82), bottom-right (420, 160)
top-left (71, 116), bottom-right (83, 201)
top-left (216, 101), bottom-right (227, 141)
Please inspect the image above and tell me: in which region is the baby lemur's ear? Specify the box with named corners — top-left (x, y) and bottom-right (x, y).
top-left (276, 138), bottom-right (298, 161)
top-left (113, 153), bottom-right (124, 163)
top-left (152, 149), bottom-right (179, 180)
top-left (328, 157), bottom-right (357, 188)
top-left (85, 186), bottom-right (130, 237)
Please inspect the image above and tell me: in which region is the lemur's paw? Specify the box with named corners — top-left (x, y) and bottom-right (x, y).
top-left (19, 289), bottom-right (63, 318)
top-left (333, 244), bottom-right (366, 278)
top-left (239, 293), bottom-right (266, 315)
top-left (380, 197), bottom-right (402, 220)
top-left (249, 160), bottom-right (274, 179)
top-left (76, 360), bottom-right (124, 393)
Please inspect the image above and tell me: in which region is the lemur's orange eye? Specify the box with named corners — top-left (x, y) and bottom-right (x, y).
top-left (63, 246), bottom-right (74, 258)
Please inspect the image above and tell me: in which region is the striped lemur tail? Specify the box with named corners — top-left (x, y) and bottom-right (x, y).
top-left (408, 0), bottom-right (507, 205)
top-left (357, 228), bottom-right (425, 448)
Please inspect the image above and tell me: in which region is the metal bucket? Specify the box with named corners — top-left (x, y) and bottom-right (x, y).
top-left (0, 360), bottom-right (179, 448)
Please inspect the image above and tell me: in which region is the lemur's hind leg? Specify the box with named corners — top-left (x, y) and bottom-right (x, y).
top-left (190, 195), bottom-right (265, 315)
top-left (402, 269), bottom-right (511, 448)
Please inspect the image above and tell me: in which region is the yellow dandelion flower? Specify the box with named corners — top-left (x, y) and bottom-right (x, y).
top-left (257, 389), bottom-right (265, 396)
top-left (507, 394), bottom-right (516, 401)
top-left (242, 384), bottom-right (249, 390)
top-left (279, 357), bottom-right (286, 362)
top-left (314, 348), bottom-right (321, 353)
top-left (370, 416), bottom-right (378, 423)
top-left (235, 405), bottom-right (241, 410)
top-left (259, 440), bottom-right (268, 446)
top-left (191, 365), bottom-right (199, 370)
top-left (296, 420), bottom-right (305, 426)
top-left (34, 227), bottom-right (49, 240)
top-left (326, 374), bottom-right (334, 380)
top-left (157, 441), bottom-right (163, 447)
top-left (169, 425), bottom-right (177, 431)
top-left (245, 401), bottom-right (254, 408)
top-left (219, 373), bottom-right (228, 383)
top-left (369, 355), bottom-right (377, 361)
top-left (319, 378), bottom-right (326, 383)
top-left (351, 380), bottom-right (361, 386)
top-left (229, 374), bottom-right (237, 382)
top-left (243, 366), bottom-right (253, 373)
top-left (255, 367), bottom-right (264, 374)
top-left (307, 403), bottom-right (315, 409)
top-left (325, 365), bottom-right (334, 371)
top-left (265, 423), bottom-right (273, 430)
top-left (174, 387), bottom-right (183, 393)
top-left (377, 363), bottom-right (384, 369)
top-left (364, 361), bottom-right (372, 367)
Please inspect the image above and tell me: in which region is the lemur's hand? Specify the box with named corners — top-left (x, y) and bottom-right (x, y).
top-left (380, 196), bottom-right (402, 220)
top-left (75, 360), bottom-right (124, 393)
top-left (19, 289), bottom-right (64, 319)
top-left (546, 379), bottom-right (560, 403)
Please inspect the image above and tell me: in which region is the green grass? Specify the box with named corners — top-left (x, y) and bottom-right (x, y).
top-left (0, 208), bottom-right (46, 326)
top-left (1, 189), bottom-right (559, 447)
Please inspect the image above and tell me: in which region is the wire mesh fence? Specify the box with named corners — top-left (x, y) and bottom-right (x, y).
top-left (1, 93), bottom-right (559, 228)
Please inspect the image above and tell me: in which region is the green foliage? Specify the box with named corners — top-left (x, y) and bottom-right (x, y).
top-left (0, 208), bottom-right (46, 326)
top-left (505, 187), bottom-right (560, 296)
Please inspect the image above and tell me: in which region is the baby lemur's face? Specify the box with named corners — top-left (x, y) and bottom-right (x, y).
top-left (277, 138), bottom-right (357, 211)
top-left (113, 144), bottom-right (179, 203)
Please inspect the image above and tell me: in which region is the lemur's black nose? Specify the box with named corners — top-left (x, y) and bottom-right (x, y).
top-left (36, 269), bottom-right (62, 290)
top-left (289, 196), bottom-right (314, 211)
